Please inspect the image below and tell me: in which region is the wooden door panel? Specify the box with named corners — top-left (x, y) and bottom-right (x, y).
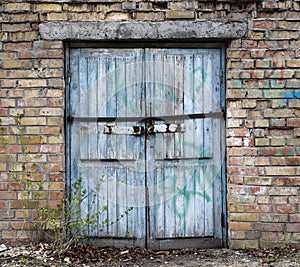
top-left (145, 49), bottom-right (224, 248)
top-left (69, 49), bottom-right (146, 243)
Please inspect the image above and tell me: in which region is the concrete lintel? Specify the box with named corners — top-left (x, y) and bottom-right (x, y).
top-left (39, 20), bottom-right (247, 41)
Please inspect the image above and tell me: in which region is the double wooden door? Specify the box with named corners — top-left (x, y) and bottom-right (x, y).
top-left (67, 47), bottom-right (225, 249)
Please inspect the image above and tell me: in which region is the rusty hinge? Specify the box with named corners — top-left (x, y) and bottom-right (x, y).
top-left (219, 70), bottom-right (223, 83)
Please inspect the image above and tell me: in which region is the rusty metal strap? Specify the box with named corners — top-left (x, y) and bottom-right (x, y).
top-left (67, 112), bottom-right (223, 123)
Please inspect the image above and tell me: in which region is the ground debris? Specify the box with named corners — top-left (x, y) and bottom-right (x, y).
top-left (0, 244), bottom-right (299, 266)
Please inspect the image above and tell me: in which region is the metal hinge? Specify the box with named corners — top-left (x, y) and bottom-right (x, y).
top-left (68, 69), bottom-right (72, 83)
top-left (219, 70), bottom-right (223, 83)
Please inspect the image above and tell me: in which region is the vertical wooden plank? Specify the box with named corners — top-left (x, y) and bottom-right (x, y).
top-left (164, 55), bottom-right (175, 159)
top-left (195, 163), bottom-right (205, 236)
top-left (193, 54), bottom-right (204, 159)
top-left (87, 58), bottom-right (98, 159)
top-left (174, 55), bottom-right (184, 159)
top-left (203, 52), bottom-right (213, 158)
top-left (211, 49), bottom-right (223, 239)
top-left (183, 54), bottom-right (195, 159)
top-left (116, 57), bottom-right (127, 160)
top-left (203, 52), bottom-right (214, 236)
top-left (174, 163), bottom-right (185, 237)
top-left (78, 55), bottom-right (88, 117)
top-left (153, 53), bottom-right (164, 160)
top-left (69, 49), bottom-right (80, 116)
top-left (155, 165), bottom-right (166, 238)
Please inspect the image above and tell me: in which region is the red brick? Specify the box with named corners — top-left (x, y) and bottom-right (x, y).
top-left (229, 222), bottom-right (252, 231)
top-left (252, 20), bottom-right (275, 29)
top-left (286, 224), bottom-right (300, 232)
top-left (287, 157), bottom-right (300, 166)
top-left (0, 210), bottom-right (15, 219)
top-left (11, 221), bottom-right (36, 230)
top-left (261, 232), bottom-right (276, 240)
top-left (250, 186), bottom-right (268, 195)
top-left (246, 205), bottom-right (274, 213)
top-left (253, 223), bottom-right (283, 232)
top-left (262, 1), bottom-right (278, 9)
top-left (49, 192), bottom-right (64, 200)
top-left (228, 167), bottom-right (258, 175)
top-left (273, 178), bottom-right (300, 186)
top-left (287, 118), bottom-right (300, 127)
top-left (277, 205), bottom-right (296, 214)
top-left (0, 201), bottom-right (7, 209)
top-left (3, 42), bottom-right (32, 50)
top-left (49, 174), bottom-right (64, 182)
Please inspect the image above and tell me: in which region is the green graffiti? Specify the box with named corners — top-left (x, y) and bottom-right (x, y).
top-left (192, 66), bottom-right (207, 93)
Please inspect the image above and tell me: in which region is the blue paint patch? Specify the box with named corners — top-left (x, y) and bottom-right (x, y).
top-left (283, 92), bottom-right (294, 98)
top-left (295, 91), bottom-right (300, 98)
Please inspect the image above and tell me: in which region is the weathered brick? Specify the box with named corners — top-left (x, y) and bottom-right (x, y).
top-left (69, 12), bottom-right (104, 21)
top-left (248, 30), bottom-right (265, 39)
top-left (135, 12), bottom-right (165, 20)
top-left (4, 3), bottom-right (31, 11)
top-left (229, 222), bottom-right (252, 231)
top-left (18, 80), bottom-right (47, 88)
top-left (265, 70), bottom-right (294, 79)
top-left (34, 4), bottom-right (62, 12)
top-left (95, 4), bottom-right (122, 12)
top-left (277, 21), bottom-right (300, 30)
top-left (255, 120), bottom-right (269, 128)
top-left (62, 3), bottom-right (88, 12)
top-left (265, 167), bottom-right (295, 176)
top-left (167, 10), bottom-right (195, 19)
top-left (2, 23), bottom-right (31, 32)
top-left (139, 2), bottom-right (152, 10)
top-left (287, 224), bottom-right (300, 233)
top-left (286, 59), bottom-right (300, 68)
top-left (19, 117), bottom-right (46, 126)
top-left (230, 213), bottom-right (259, 222)
top-left (262, 0), bottom-right (278, 9)
top-left (269, 187), bottom-right (298, 195)
top-left (252, 20), bottom-right (275, 29)
top-left (122, 2), bottom-right (136, 10)
top-left (19, 136), bottom-right (46, 145)
top-left (229, 239), bottom-right (258, 249)
top-left (105, 12), bottom-right (130, 20)
top-left (40, 108), bottom-right (63, 116)
top-left (264, 109), bottom-right (293, 118)
top-left (47, 13), bottom-right (69, 21)
top-left (2, 60), bottom-right (31, 69)
top-left (269, 30), bottom-right (299, 39)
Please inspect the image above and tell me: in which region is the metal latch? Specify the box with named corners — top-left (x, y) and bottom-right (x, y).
top-left (104, 125), bottom-right (144, 136)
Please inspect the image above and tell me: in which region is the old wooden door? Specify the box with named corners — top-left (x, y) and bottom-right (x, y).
top-left (67, 46), bottom-right (225, 249)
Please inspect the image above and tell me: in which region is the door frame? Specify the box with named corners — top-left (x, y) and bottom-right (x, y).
top-left (65, 42), bottom-right (227, 248)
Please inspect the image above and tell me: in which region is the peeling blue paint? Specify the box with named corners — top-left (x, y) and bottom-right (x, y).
top-left (283, 92), bottom-right (294, 99)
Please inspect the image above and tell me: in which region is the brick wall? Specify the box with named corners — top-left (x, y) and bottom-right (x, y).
top-left (0, 0), bottom-right (299, 248)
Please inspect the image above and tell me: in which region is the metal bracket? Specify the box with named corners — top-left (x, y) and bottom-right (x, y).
top-left (104, 125), bottom-right (144, 136)
top-left (147, 123), bottom-right (185, 134)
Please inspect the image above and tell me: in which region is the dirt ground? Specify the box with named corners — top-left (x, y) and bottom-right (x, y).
top-left (1, 244), bottom-right (300, 267)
